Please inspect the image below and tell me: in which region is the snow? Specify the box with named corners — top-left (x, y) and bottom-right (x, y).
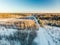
top-left (0, 26), bottom-right (17, 36)
top-left (0, 25), bottom-right (60, 45)
top-left (0, 26), bottom-right (21, 45)
top-left (43, 25), bottom-right (60, 45)
top-left (34, 27), bottom-right (56, 45)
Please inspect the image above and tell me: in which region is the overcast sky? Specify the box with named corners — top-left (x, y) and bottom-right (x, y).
top-left (0, 0), bottom-right (59, 13)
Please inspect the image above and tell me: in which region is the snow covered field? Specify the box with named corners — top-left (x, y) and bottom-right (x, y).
top-left (0, 25), bottom-right (60, 45)
top-left (0, 16), bottom-right (60, 45)
top-left (0, 25), bottom-right (37, 45)
top-left (43, 25), bottom-right (60, 45)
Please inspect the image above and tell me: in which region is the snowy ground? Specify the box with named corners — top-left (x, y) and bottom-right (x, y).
top-left (34, 27), bottom-right (55, 45)
top-left (0, 25), bottom-right (60, 45)
top-left (44, 25), bottom-right (60, 45)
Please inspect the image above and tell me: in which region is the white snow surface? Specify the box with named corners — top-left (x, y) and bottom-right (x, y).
top-left (0, 25), bottom-right (60, 45)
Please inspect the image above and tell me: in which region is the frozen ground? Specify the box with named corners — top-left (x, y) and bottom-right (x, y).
top-left (43, 25), bottom-right (60, 45)
top-left (34, 25), bottom-right (60, 45)
top-left (0, 25), bottom-right (60, 45)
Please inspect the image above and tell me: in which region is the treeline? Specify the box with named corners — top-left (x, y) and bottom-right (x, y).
top-left (35, 14), bottom-right (60, 27)
top-left (37, 15), bottom-right (60, 20)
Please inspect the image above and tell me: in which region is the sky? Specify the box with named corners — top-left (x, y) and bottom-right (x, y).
top-left (0, 0), bottom-right (59, 13)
